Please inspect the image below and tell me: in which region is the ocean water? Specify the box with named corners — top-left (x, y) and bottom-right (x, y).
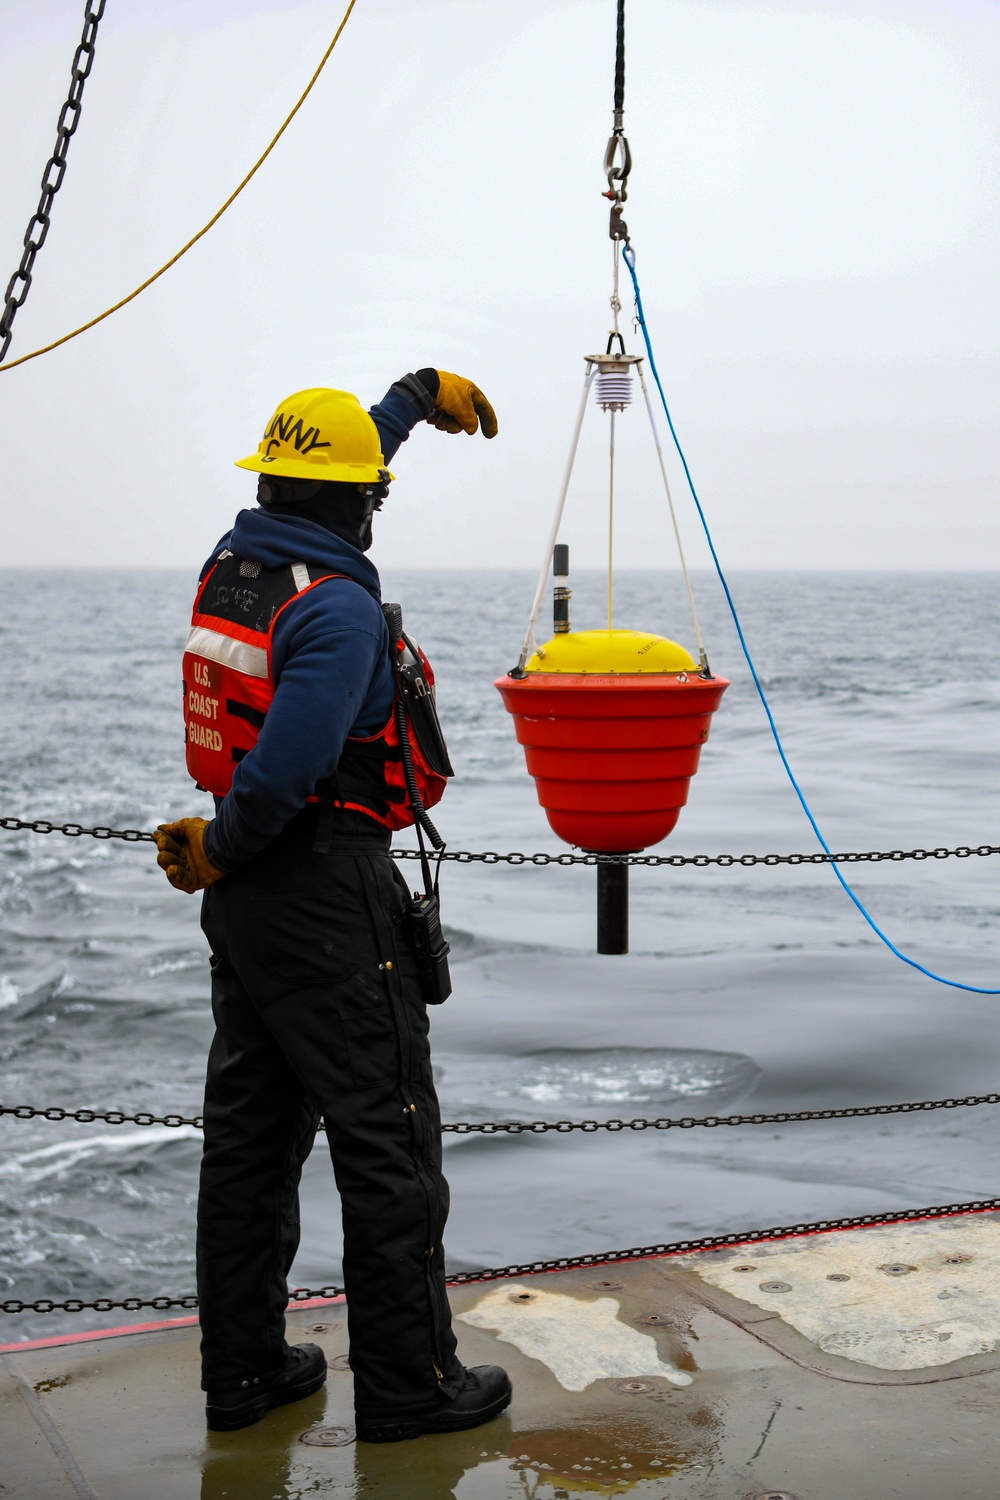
top-left (2, 566), bottom-right (1000, 1345)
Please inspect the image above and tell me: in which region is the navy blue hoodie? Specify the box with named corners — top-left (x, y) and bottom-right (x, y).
top-left (201, 387), bottom-right (424, 868)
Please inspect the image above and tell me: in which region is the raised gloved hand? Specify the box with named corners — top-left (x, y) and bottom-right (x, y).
top-left (420, 369), bottom-right (498, 439)
top-left (155, 818), bottom-right (227, 894)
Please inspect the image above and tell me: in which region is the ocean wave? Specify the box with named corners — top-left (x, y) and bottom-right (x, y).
top-left (0, 1127), bottom-right (202, 1181)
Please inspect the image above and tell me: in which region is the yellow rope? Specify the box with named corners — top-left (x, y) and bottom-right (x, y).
top-left (0, 0), bottom-right (358, 374)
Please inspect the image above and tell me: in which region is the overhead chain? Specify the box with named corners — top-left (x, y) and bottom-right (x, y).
top-left (4, 1089), bottom-right (999, 1137)
top-left (0, 1), bottom-right (107, 364)
top-left (0, 0), bottom-right (358, 375)
top-left (6, 1196), bottom-right (1000, 1314)
top-left (2, 815), bottom-right (997, 869)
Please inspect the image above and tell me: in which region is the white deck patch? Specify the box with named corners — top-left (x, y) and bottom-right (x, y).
top-left (457, 1283), bottom-right (693, 1392)
top-left (682, 1218), bottom-right (1000, 1370)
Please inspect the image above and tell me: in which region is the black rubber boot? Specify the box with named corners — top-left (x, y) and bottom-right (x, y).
top-left (205, 1343), bottom-right (327, 1431)
top-left (355, 1364), bottom-right (512, 1444)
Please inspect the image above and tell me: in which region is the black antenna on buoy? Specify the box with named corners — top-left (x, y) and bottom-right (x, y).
top-left (552, 544), bottom-right (571, 634)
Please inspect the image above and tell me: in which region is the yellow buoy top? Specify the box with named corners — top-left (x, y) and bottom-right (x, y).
top-left (525, 629), bottom-right (698, 674)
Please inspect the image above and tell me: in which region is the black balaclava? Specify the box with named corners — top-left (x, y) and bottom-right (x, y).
top-left (256, 473), bottom-right (389, 552)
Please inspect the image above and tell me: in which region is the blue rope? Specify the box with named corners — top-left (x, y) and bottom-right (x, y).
top-left (622, 241), bottom-right (999, 994)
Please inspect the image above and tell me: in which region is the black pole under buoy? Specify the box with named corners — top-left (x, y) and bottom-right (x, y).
top-left (596, 862), bottom-right (629, 954)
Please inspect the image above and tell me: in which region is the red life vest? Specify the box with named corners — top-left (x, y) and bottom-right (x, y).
top-left (182, 551), bottom-right (449, 831)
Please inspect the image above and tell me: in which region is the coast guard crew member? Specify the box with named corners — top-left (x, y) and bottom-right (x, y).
top-left (154, 370), bottom-right (513, 1440)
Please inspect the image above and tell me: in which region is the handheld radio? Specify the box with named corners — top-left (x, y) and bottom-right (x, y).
top-left (383, 603), bottom-right (452, 1006)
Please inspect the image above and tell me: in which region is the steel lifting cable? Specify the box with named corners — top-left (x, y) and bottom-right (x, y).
top-left (604, 0), bottom-right (626, 635)
top-left (0, 1), bottom-right (108, 364)
top-left (0, 0), bottom-right (358, 373)
top-left (514, 0), bottom-right (707, 674)
top-left (7, 1197), bottom-right (1000, 1314)
top-left (3, 1090), bottom-right (1000, 1137)
top-left (603, 0), bottom-right (706, 670)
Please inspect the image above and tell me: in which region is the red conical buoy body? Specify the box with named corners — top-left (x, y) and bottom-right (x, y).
top-left (495, 631), bottom-right (729, 853)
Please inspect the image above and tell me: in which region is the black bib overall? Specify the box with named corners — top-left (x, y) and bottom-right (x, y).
top-left (196, 809), bottom-right (461, 1414)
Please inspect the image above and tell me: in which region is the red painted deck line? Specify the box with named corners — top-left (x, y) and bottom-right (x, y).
top-left (0, 1313), bottom-right (202, 1354)
top-left (0, 1294), bottom-right (346, 1355)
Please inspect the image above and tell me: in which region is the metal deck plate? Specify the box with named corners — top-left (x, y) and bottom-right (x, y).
top-left (4, 1212), bottom-right (1000, 1498)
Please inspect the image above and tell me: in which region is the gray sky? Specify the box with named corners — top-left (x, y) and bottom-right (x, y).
top-left (2, 0), bottom-right (999, 569)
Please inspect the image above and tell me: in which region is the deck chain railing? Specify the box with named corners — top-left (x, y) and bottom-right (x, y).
top-left (5, 1197), bottom-right (1000, 1316)
top-left (3, 1091), bottom-right (1000, 1137)
top-left (2, 815), bottom-right (998, 868)
top-left (5, 815), bottom-right (1000, 1316)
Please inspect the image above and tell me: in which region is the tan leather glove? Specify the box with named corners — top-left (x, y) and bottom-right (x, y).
top-left (429, 371), bottom-right (498, 439)
top-left (155, 818), bottom-right (227, 894)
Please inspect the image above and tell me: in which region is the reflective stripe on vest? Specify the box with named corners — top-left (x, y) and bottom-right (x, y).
top-left (184, 625), bottom-right (268, 679)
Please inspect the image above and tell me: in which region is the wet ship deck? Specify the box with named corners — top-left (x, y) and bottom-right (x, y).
top-left (4, 1209), bottom-right (1000, 1499)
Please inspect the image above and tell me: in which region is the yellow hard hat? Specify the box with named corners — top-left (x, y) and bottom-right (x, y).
top-left (235, 388), bottom-right (393, 483)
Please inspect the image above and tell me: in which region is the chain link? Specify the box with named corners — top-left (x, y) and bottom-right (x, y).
top-left (394, 844), bottom-right (1000, 868)
top-left (0, 1), bottom-right (107, 364)
top-left (1, 1294), bottom-right (200, 1316)
top-left (1, 1104), bottom-right (200, 1127)
top-left (4, 1090), bottom-right (999, 1137)
top-left (0, 817), bottom-right (154, 843)
top-left (2, 814), bottom-right (997, 868)
top-left (6, 1197), bottom-right (1000, 1314)
top-left (444, 1196), bottom-right (1000, 1286)
top-left (441, 1092), bottom-right (1000, 1134)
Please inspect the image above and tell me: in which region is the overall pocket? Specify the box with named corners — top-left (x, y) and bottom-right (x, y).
top-left (337, 969), bottom-right (400, 1091)
top-left (247, 891), bottom-right (375, 986)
